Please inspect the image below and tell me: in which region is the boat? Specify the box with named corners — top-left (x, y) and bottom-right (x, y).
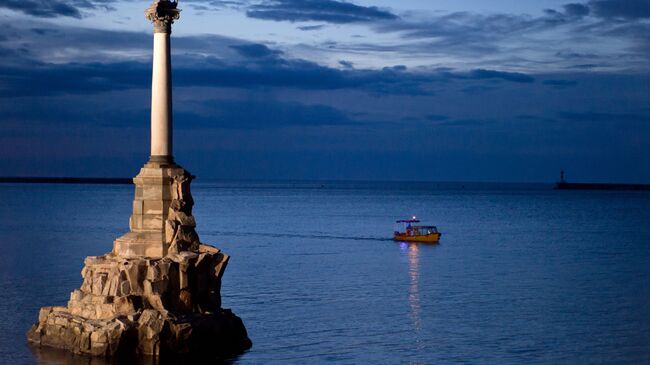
top-left (393, 217), bottom-right (441, 243)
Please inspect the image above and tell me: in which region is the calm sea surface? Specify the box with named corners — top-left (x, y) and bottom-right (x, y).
top-left (1, 181), bottom-right (649, 364)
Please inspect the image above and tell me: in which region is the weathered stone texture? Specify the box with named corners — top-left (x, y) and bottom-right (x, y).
top-left (28, 244), bottom-right (250, 357)
top-left (114, 164), bottom-right (200, 259)
top-left (28, 164), bottom-right (251, 358)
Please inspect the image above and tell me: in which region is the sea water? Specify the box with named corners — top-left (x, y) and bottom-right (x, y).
top-left (0, 181), bottom-right (649, 364)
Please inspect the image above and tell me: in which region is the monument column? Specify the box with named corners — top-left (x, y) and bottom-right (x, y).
top-left (27, 1), bottom-right (251, 357)
top-left (147, 0), bottom-right (178, 164)
top-left (112, 0), bottom-right (189, 259)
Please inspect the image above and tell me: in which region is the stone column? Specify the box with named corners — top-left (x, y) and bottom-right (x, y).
top-left (113, 0), bottom-right (189, 259)
top-left (146, 0), bottom-right (179, 165)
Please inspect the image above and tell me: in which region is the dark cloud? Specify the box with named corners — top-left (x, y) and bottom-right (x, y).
top-left (543, 79), bottom-right (578, 87)
top-left (465, 69), bottom-right (535, 83)
top-left (590, 0), bottom-right (650, 19)
top-left (0, 0), bottom-right (82, 18)
top-left (0, 97), bottom-right (354, 130)
top-left (544, 3), bottom-right (590, 19)
top-left (383, 65), bottom-right (407, 72)
top-left (555, 50), bottom-right (599, 60)
top-left (339, 60), bottom-right (353, 69)
top-left (0, 22), bottom-right (539, 98)
top-left (568, 64), bottom-right (600, 69)
top-left (246, 0), bottom-right (398, 23)
top-left (0, 0), bottom-right (114, 18)
top-left (0, 62), bottom-right (149, 97)
top-left (563, 3), bottom-right (590, 17)
top-left (596, 22), bottom-right (650, 62)
top-left (230, 43), bottom-right (283, 58)
top-left (297, 24), bottom-right (326, 31)
top-left (177, 100), bottom-right (355, 129)
top-left (0, 53), bottom-right (537, 99)
top-left (0, 101), bottom-right (149, 128)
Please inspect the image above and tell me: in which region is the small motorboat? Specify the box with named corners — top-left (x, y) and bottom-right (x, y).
top-left (393, 217), bottom-right (441, 243)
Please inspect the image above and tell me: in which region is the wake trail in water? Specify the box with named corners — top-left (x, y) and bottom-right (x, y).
top-left (202, 230), bottom-right (393, 242)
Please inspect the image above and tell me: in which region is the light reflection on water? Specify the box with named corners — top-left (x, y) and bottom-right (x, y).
top-left (407, 243), bottom-right (422, 336)
top-left (400, 241), bottom-right (437, 353)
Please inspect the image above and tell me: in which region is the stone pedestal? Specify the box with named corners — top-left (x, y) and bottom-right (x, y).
top-left (113, 161), bottom-right (197, 259)
top-left (27, 164), bottom-right (252, 358)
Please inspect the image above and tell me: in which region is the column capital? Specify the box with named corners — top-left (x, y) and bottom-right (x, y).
top-left (145, 0), bottom-right (181, 34)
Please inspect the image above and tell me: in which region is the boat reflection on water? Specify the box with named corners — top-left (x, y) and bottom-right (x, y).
top-left (398, 241), bottom-right (431, 351)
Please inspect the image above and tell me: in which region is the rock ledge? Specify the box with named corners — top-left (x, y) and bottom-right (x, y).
top-left (28, 246), bottom-right (251, 357)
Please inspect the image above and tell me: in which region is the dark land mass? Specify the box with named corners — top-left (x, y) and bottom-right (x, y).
top-left (555, 182), bottom-right (650, 191)
top-left (0, 177), bottom-right (132, 185)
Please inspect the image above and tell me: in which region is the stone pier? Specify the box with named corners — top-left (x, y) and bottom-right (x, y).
top-left (27, 0), bottom-right (251, 359)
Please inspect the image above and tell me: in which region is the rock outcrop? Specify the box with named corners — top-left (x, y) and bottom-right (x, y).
top-left (27, 164), bottom-right (251, 359)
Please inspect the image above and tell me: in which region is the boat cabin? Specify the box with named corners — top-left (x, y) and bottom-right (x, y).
top-left (393, 218), bottom-right (441, 242)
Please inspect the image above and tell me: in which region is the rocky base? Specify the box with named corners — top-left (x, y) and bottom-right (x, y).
top-left (27, 245), bottom-right (251, 358)
top-left (27, 307), bottom-right (250, 358)
top-left (28, 161), bottom-right (250, 358)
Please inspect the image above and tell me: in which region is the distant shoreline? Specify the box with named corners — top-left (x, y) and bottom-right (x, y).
top-left (555, 182), bottom-right (650, 191)
top-left (2, 177), bottom-right (649, 191)
top-left (0, 177), bottom-right (132, 185)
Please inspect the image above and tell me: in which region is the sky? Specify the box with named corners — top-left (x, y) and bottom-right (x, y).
top-left (0, 0), bottom-right (649, 182)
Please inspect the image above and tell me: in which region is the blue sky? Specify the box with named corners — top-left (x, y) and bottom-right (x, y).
top-left (0, 0), bottom-right (649, 182)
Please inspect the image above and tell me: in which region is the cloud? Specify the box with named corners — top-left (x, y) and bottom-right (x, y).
top-left (0, 80), bottom-right (360, 132)
top-left (339, 60), bottom-right (353, 69)
top-left (182, 0), bottom-right (247, 11)
top-left (543, 79), bottom-right (578, 87)
top-left (567, 64), bottom-right (600, 70)
top-left (297, 24), bottom-right (326, 31)
top-left (563, 3), bottom-right (591, 17)
top-left (366, 11), bottom-right (579, 66)
top-left (246, 0), bottom-right (398, 23)
top-left (0, 21), bottom-right (540, 98)
top-left (0, 0), bottom-right (82, 18)
top-left (0, 62), bottom-right (149, 97)
top-left (177, 100), bottom-right (355, 129)
top-left (354, 2), bottom-right (650, 72)
top-left (379, 12), bottom-right (531, 40)
top-left (230, 43), bottom-right (283, 58)
top-left (0, 0), bottom-right (114, 18)
top-left (555, 50), bottom-right (599, 60)
top-left (589, 0), bottom-right (650, 19)
top-left (0, 50), bottom-right (537, 99)
top-left (465, 69), bottom-right (535, 83)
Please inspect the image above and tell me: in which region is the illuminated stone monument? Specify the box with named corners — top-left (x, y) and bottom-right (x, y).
top-left (27, 0), bottom-right (251, 358)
